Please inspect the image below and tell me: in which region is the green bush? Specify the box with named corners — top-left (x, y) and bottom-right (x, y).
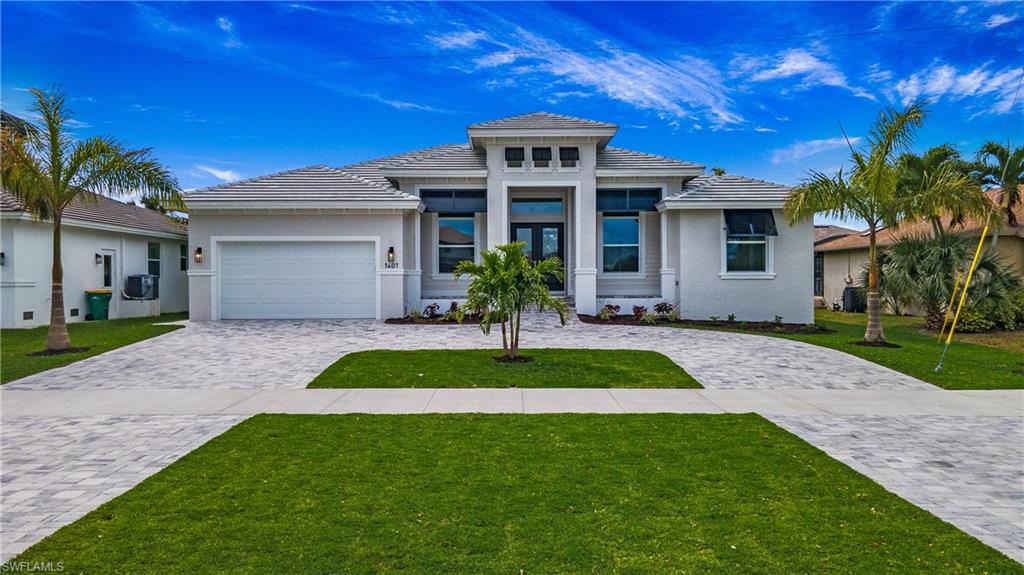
top-left (956, 308), bottom-right (997, 333)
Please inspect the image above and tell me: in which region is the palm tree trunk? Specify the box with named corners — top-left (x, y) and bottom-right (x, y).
top-left (864, 227), bottom-right (886, 343)
top-left (500, 318), bottom-right (509, 355)
top-left (47, 215), bottom-right (72, 351)
top-left (510, 310), bottom-right (522, 358)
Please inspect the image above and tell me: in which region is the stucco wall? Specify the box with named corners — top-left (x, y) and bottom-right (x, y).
top-left (676, 209), bottom-right (814, 323)
top-left (186, 212), bottom-right (408, 320)
top-left (821, 248), bottom-right (868, 308)
top-left (0, 218), bottom-right (188, 328)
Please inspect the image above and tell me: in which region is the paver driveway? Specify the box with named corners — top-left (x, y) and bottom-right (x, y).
top-left (2, 317), bottom-right (1022, 563)
top-left (4, 316), bottom-right (931, 391)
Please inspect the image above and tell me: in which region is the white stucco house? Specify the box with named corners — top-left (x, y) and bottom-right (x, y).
top-left (185, 112), bottom-right (812, 323)
top-left (0, 189), bottom-right (189, 328)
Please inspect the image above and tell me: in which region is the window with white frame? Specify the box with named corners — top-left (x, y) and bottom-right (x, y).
top-left (147, 242), bottom-right (161, 276)
top-left (437, 215), bottom-right (475, 273)
top-left (531, 147), bottom-right (551, 168)
top-left (559, 147), bottom-right (579, 168)
top-left (505, 147), bottom-right (525, 168)
top-left (602, 213), bottom-right (640, 273)
top-left (723, 209), bottom-right (777, 273)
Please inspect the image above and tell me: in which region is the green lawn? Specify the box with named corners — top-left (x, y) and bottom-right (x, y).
top-left (9, 414), bottom-right (1019, 574)
top-left (308, 348), bottom-right (701, 388)
top-left (0, 313), bottom-right (187, 384)
top-left (677, 310), bottom-right (1023, 390)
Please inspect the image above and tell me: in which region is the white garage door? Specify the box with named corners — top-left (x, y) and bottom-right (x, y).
top-left (219, 242), bottom-right (376, 319)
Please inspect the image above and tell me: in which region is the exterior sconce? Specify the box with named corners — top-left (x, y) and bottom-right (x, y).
top-left (95, 253), bottom-right (103, 265)
top-left (387, 246), bottom-right (395, 263)
top-left (193, 247), bottom-right (204, 263)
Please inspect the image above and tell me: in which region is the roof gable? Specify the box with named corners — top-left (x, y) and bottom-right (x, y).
top-left (468, 111), bottom-right (616, 130)
top-left (184, 165), bottom-right (419, 205)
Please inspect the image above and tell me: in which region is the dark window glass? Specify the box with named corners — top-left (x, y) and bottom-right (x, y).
top-left (421, 190), bottom-right (486, 213)
top-left (602, 216), bottom-right (640, 273)
top-left (724, 209), bottom-right (778, 236)
top-left (726, 236), bottom-right (767, 272)
top-left (103, 255), bottom-right (113, 287)
top-left (597, 189), bottom-right (660, 211)
top-left (180, 244), bottom-right (188, 271)
top-left (147, 242), bottom-right (160, 260)
top-left (532, 147), bottom-right (552, 161)
top-left (438, 216), bottom-right (474, 273)
top-left (559, 147), bottom-right (579, 161)
top-left (511, 198), bottom-right (562, 215)
top-left (813, 252), bottom-right (824, 296)
top-left (505, 148), bottom-right (525, 167)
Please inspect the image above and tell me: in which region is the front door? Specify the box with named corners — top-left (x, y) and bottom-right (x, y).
top-left (511, 223), bottom-right (565, 291)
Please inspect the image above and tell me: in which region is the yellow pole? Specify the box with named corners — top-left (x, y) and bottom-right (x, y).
top-left (938, 270), bottom-right (962, 342)
top-left (945, 225), bottom-right (989, 346)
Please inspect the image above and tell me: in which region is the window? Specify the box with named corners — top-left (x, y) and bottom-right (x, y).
top-left (180, 244), bottom-right (188, 271)
top-left (103, 254), bottom-right (113, 288)
top-left (511, 198), bottom-right (562, 215)
top-left (420, 189), bottom-right (487, 213)
top-left (814, 253), bottom-right (824, 296)
top-left (437, 215), bottom-right (475, 273)
top-left (531, 147), bottom-right (551, 168)
top-left (602, 214), bottom-right (640, 273)
top-left (559, 147), bottom-right (579, 168)
top-left (505, 147), bottom-right (525, 168)
top-left (147, 242), bottom-right (161, 276)
top-left (596, 188), bottom-right (660, 211)
top-left (723, 210), bottom-right (777, 274)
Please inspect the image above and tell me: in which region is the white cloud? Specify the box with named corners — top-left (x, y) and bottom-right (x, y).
top-left (216, 16), bottom-right (241, 48)
top-left (362, 93), bottom-right (443, 112)
top-left (196, 165), bottom-right (241, 182)
top-left (956, 5), bottom-right (969, 16)
top-left (985, 13), bottom-right (1018, 27)
top-left (865, 63), bottom-right (893, 84)
top-left (733, 48), bottom-right (875, 100)
top-left (891, 62), bottom-right (1024, 114)
top-left (771, 136), bottom-right (860, 165)
top-left (217, 17), bottom-right (233, 32)
top-left (754, 126), bottom-right (778, 133)
top-left (429, 30), bottom-right (487, 49)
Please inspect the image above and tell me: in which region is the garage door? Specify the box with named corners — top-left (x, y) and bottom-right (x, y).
top-left (219, 242), bottom-right (376, 319)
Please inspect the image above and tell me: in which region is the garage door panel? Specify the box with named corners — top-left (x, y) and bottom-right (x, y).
top-left (219, 242), bottom-right (376, 319)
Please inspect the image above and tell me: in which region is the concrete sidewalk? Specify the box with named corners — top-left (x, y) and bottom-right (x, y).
top-left (3, 387), bottom-right (1021, 417)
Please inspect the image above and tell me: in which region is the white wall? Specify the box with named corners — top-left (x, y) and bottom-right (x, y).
top-left (0, 218), bottom-right (188, 328)
top-left (186, 212), bottom-right (409, 320)
top-left (676, 209), bottom-right (814, 324)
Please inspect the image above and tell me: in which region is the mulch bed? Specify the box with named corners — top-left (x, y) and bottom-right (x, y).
top-left (577, 314), bottom-right (833, 335)
top-left (28, 346), bottom-right (90, 357)
top-left (492, 355), bottom-right (534, 364)
top-left (851, 340), bottom-right (902, 349)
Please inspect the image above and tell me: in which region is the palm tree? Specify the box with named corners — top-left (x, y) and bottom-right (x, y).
top-left (454, 242), bottom-right (568, 359)
top-left (896, 144), bottom-right (988, 236)
top-left (1, 87), bottom-right (181, 351)
top-left (975, 141), bottom-right (1024, 231)
top-left (785, 101), bottom-right (927, 343)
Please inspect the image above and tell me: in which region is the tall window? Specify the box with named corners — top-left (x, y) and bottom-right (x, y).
top-left (602, 214), bottom-right (640, 273)
top-left (531, 147), bottom-right (551, 168)
top-left (559, 147), bottom-right (579, 168)
top-left (813, 252), bottom-right (824, 296)
top-left (437, 215), bottom-right (474, 273)
top-left (505, 147), bottom-right (525, 168)
top-left (180, 244), bottom-right (188, 271)
top-left (147, 242), bottom-right (161, 276)
top-left (102, 254), bottom-right (113, 288)
top-left (723, 210), bottom-right (776, 273)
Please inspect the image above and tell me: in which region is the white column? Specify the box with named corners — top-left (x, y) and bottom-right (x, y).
top-left (659, 210), bottom-right (676, 303)
top-left (574, 183), bottom-right (597, 314)
top-left (406, 211), bottom-right (422, 312)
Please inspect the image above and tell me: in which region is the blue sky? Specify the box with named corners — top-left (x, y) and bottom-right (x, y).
top-left (2, 1), bottom-right (1022, 227)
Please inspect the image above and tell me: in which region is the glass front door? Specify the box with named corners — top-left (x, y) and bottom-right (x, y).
top-left (511, 223), bottom-right (565, 291)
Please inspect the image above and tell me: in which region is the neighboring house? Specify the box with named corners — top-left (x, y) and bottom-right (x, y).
top-left (813, 225), bottom-right (859, 306)
top-left (0, 189), bottom-right (189, 328)
top-left (815, 188), bottom-right (1024, 308)
top-left (185, 112), bottom-right (813, 323)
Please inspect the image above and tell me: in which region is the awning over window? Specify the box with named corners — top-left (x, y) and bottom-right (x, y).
top-left (505, 147), bottom-right (525, 161)
top-left (559, 147), bottom-right (580, 161)
top-left (420, 190), bottom-right (487, 213)
top-left (532, 147), bottom-right (552, 161)
top-left (724, 209), bottom-right (778, 236)
top-left (596, 188), bottom-right (661, 212)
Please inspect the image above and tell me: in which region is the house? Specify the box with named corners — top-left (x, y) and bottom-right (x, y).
top-left (184, 112), bottom-right (813, 323)
top-left (0, 189), bottom-right (189, 328)
top-left (815, 188), bottom-right (1024, 309)
top-left (813, 224), bottom-right (859, 306)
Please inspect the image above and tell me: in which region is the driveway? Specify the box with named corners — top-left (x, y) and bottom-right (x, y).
top-left (2, 317), bottom-right (1021, 563)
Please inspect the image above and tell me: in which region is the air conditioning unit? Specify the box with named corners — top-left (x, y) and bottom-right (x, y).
top-left (124, 274), bottom-right (159, 300)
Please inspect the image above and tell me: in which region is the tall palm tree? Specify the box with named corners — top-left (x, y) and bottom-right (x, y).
top-left (785, 101), bottom-right (927, 343)
top-left (1, 88), bottom-right (181, 351)
top-left (975, 141), bottom-right (1024, 230)
top-left (896, 144), bottom-right (988, 236)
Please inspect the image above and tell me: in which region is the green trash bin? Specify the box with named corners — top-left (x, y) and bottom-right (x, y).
top-left (84, 289), bottom-right (113, 321)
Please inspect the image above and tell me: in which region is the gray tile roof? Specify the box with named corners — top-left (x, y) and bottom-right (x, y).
top-left (185, 165), bottom-right (418, 203)
top-left (374, 144), bottom-right (486, 171)
top-left (664, 174), bottom-right (792, 203)
top-left (1, 188), bottom-right (186, 235)
top-left (597, 146), bottom-right (702, 171)
top-left (468, 111), bottom-right (616, 130)
top-left (814, 225), bottom-right (858, 246)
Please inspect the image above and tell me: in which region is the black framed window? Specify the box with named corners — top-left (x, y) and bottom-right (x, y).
top-left (602, 214), bottom-right (640, 273)
top-left (531, 147), bottom-right (552, 168)
top-left (420, 189), bottom-right (487, 213)
top-left (511, 198), bottom-right (562, 215)
top-left (724, 209), bottom-right (778, 236)
top-left (147, 242), bottom-right (161, 276)
top-left (180, 244), bottom-right (188, 271)
top-left (505, 147), bottom-right (525, 168)
top-left (814, 252), bottom-right (824, 296)
top-left (437, 215), bottom-right (475, 273)
top-left (559, 147), bottom-right (579, 168)
top-left (596, 188), bottom-right (660, 211)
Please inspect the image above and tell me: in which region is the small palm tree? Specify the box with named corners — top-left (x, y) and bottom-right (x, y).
top-left (785, 101), bottom-right (927, 343)
top-left (896, 144), bottom-right (988, 236)
top-left (1, 87), bottom-right (182, 351)
top-left (454, 242), bottom-right (568, 359)
top-left (975, 141), bottom-right (1024, 231)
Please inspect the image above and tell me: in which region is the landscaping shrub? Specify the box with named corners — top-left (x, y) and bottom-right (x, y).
top-left (423, 303), bottom-right (440, 319)
top-left (632, 305), bottom-right (647, 320)
top-left (597, 304), bottom-right (620, 321)
top-left (640, 312), bottom-right (659, 325)
top-left (653, 302), bottom-right (675, 317)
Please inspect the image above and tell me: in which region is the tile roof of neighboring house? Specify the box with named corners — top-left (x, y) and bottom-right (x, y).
top-left (663, 174), bottom-right (792, 203)
top-left (185, 165), bottom-right (419, 203)
top-left (814, 225), bottom-right (858, 246)
top-left (468, 111), bottom-right (617, 130)
top-left (596, 147), bottom-right (703, 170)
top-left (816, 187), bottom-right (1024, 252)
top-left (0, 188), bottom-right (185, 235)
